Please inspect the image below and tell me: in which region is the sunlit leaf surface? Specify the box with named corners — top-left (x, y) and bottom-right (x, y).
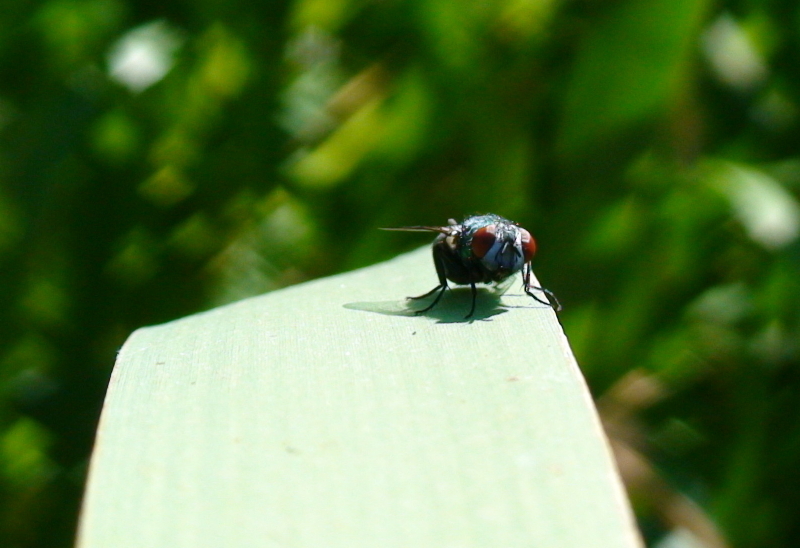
top-left (77, 248), bottom-right (640, 548)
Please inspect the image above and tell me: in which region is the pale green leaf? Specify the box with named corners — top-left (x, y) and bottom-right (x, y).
top-left (77, 247), bottom-right (641, 548)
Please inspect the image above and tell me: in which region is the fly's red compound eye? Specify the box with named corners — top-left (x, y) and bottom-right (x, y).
top-left (470, 224), bottom-right (497, 259)
top-left (520, 228), bottom-right (536, 263)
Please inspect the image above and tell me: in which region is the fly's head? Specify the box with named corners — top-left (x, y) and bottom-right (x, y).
top-left (461, 214), bottom-right (537, 280)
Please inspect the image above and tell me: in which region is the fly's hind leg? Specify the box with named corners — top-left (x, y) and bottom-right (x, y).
top-left (464, 282), bottom-right (478, 319)
top-left (408, 242), bottom-right (450, 313)
top-left (408, 284), bottom-right (448, 313)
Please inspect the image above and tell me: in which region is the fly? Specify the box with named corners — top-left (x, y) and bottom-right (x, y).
top-left (382, 214), bottom-right (561, 318)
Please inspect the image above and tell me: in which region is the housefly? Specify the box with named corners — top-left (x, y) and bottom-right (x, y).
top-left (382, 214), bottom-right (561, 318)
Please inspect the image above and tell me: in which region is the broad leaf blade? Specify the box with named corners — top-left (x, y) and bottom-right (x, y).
top-left (77, 247), bottom-right (641, 548)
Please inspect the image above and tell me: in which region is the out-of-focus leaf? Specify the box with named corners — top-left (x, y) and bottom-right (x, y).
top-left (558, 0), bottom-right (709, 156)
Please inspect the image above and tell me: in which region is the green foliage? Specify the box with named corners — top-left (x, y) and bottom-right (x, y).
top-left (0, 0), bottom-right (798, 546)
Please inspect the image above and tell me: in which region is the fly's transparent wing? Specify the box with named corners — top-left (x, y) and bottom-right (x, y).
top-left (490, 273), bottom-right (517, 296)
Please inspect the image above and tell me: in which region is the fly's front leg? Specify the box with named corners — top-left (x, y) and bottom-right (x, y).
top-left (523, 263), bottom-right (562, 311)
top-left (409, 242), bottom-right (449, 313)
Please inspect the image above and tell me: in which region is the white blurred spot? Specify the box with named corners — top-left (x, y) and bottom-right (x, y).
top-left (689, 283), bottom-right (750, 324)
top-left (108, 20), bottom-right (183, 93)
top-left (279, 27), bottom-right (343, 141)
top-left (653, 528), bottom-right (707, 548)
top-left (701, 13), bottom-right (767, 90)
top-left (714, 163), bottom-right (800, 249)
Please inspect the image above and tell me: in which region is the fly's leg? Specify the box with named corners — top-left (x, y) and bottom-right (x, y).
top-left (408, 284), bottom-right (447, 313)
top-left (523, 263), bottom-right (562, 312)
top-left (408, 284), bottom-right (445, 301)
top-left (527, 286), bottom-right (561, 312)
top-left (464, 282), bottom-right (478, 319)
top-left (408, 243), bottom-right (449, 313)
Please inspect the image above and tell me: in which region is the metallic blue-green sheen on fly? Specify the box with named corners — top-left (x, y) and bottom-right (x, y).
top-left (382, 214), bottom-right (561, 318)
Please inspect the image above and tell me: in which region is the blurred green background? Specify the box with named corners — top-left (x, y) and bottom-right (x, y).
top-left (1, 0), bottom-right (799, 546)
